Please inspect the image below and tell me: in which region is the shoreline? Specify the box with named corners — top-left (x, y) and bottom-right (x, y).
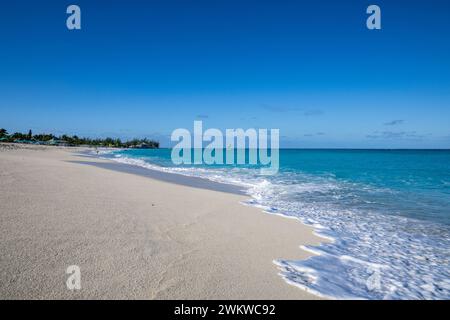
top-left (0, 144), bottom-right (325, 299)
top-left (71, 154), bottom-right (246, 196)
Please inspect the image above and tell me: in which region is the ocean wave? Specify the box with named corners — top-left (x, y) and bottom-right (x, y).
top-left (93, 150), bottom-right (450, 300)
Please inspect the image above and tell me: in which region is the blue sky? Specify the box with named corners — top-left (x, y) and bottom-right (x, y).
top-left (1, 0), bottom-right (449, 148)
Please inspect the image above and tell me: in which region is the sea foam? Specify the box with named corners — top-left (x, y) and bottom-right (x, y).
top-left (91, 149), bottom-right (450, 300)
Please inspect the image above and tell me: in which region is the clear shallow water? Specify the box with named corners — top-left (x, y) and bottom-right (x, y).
top-left (94, 148), bottom-right (450, 299)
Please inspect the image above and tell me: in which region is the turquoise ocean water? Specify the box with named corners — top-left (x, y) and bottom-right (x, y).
top-left (95, 148), bottom-right (450, 299)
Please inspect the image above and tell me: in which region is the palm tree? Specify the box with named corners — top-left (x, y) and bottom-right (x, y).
top-left (0, 128), bottom-right (159, 148)
top-left (0, 128), bottom-right (7, 138)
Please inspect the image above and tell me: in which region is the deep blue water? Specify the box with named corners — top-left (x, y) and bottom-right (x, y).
top-left (96, 148), bottom-right (450, 299)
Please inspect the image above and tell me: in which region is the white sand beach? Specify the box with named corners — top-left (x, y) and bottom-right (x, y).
top-left (0, 144), bottom-right (324, 299)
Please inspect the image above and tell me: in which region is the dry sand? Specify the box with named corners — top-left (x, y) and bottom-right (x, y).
top-left (0, 144), bottom-right (324, 299)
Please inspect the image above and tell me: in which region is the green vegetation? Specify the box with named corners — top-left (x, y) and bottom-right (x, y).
top-left (0, 128), bottom-right (159, 149)
top-left (0, 128), bottom-right (7, 138)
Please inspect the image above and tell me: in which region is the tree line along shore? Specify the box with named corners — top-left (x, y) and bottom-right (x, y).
top-left (0, 128), bottom-right (159, 149)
